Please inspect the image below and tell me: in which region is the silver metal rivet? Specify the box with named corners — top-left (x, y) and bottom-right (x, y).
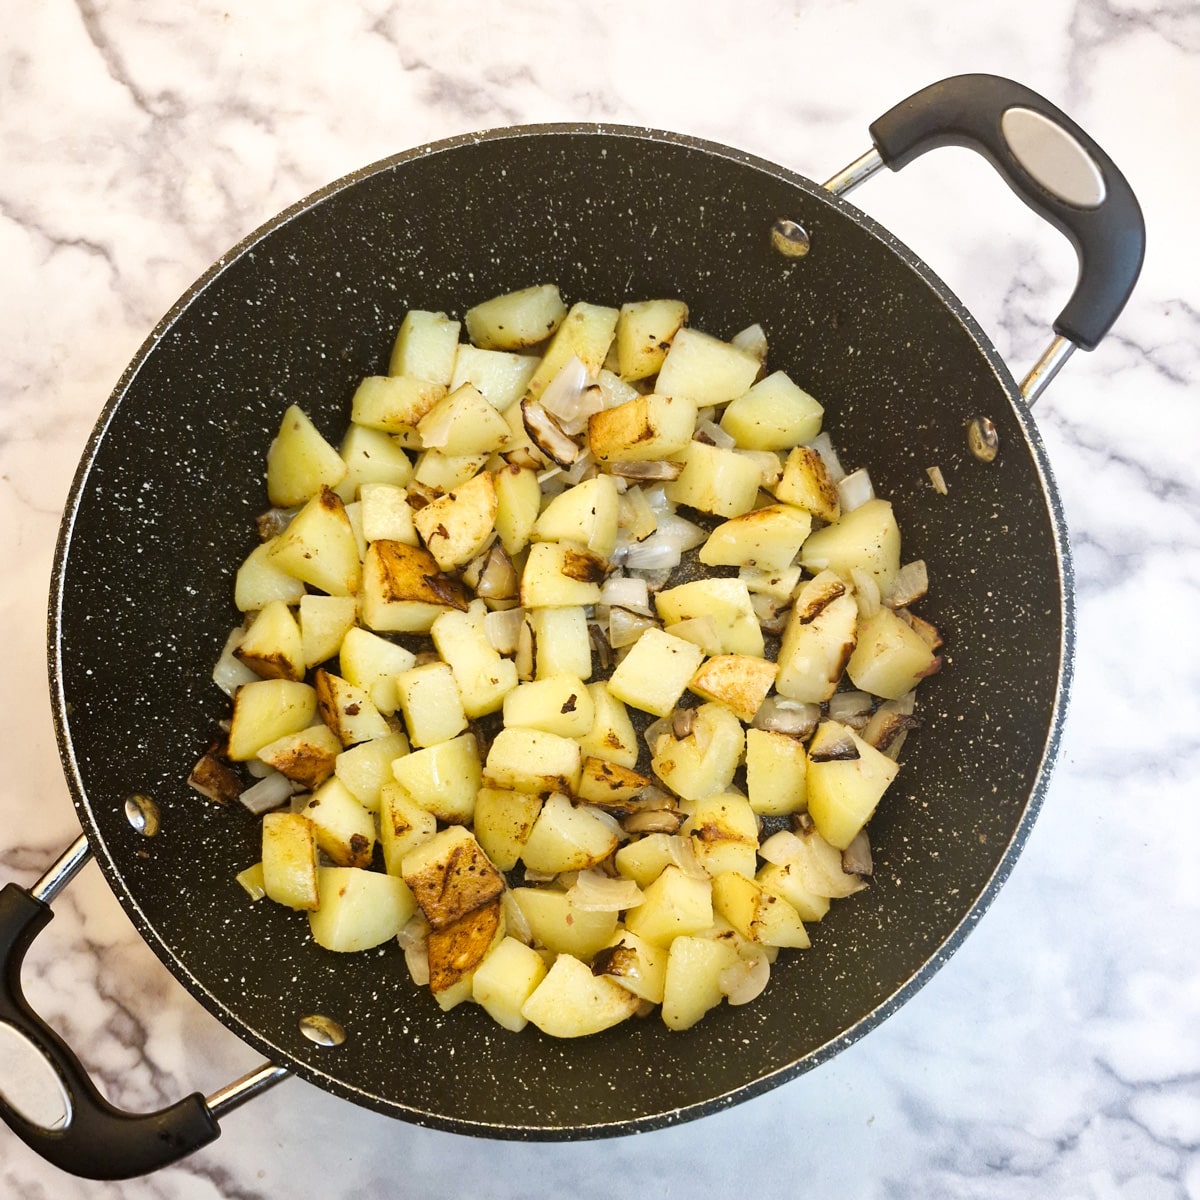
top-left (770, 218), bottom-right (811, 258)
top-left (299, 1014), bottom-right (346, 1047)
top-left (124, 793), bottom-right (160, 837)
top-left (966, 417), bottom-right (1000, 463)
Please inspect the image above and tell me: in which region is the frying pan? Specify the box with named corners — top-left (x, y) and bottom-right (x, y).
top-left (0, 75), bottom-right (1144, 1180)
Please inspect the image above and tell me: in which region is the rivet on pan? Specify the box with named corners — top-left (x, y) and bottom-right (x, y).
top-left (770, 218), bottom-right (811, 258)
top-left (966, 416), bottom-right (1000, 463)
top-left (123, 793), bottom-right (160, 837)
top-left (299, 1014), bottom-right (346, 1047)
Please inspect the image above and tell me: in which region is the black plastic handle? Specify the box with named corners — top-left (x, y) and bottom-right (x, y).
top-left (0, 882), bottom-right (220, 1180)
top-left (869, 73), bottom-right (1145, 351)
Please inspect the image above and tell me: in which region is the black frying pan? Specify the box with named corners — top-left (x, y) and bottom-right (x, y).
top-left (0, 75), bottom-right (1144, 1180)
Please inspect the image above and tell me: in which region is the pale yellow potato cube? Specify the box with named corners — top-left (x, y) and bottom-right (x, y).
top-left (606, 627), bottom-right (705, 718)
top-left (719, 371), bottom-right (824, 451)
top-left (472, 787), bottom-right (544, 871)
top-left (308, 866), bottom-right (416, 952)
top-left (266, 405), bottom-right (347, 508)
top-left (624, 865), bottom-right (714, 947)
top-left (472, 936), bottom-right (549, 1032)
top-left (527, 302), bottom-right (620, 399)
top-left (530, 607), bottom-right (593, 681)
top-left (464, 284), bottom-right (567, 351)
top-left (520, 953), bottom-right (640, 1037)
top-left (773, 445), bottom-right (840, 523)
top-left (594, 930), bottom-right (669, 1005)
top-left (337, 625), bottom-right (417, 716)
top-left (255, 722), bottom-right (341, 790)
top-left (745, 728), bottom-right (808, 816)
top-left (430, 602), bottom-right (519, 719)
top-left (388, 310), bottom-right (461, 385)
top-left (401, 825), bottom-right (505, 930)
top-left (846, 606), bottom-right (938, 700)
top-left (775, 574), bottom-right (859, 704)
top-left (738, 564), bottom-right (803, 603)
top-left (502, 674), bottom-right (594, 738)
top-left (391, 732), bottom-right (481, 824)
top-left (687, 655), bottom-right (777, 723)
top-left (520, 793), bottom-right (620, 876)
top-left (234, 539), bottom-right (307, 613)
top-left (755, 862), bottom-right (832, 924)
top-left (806, 720), bottom-right (900, 850)
top-left (575, 757), bottom-right (651, 806)
top-left (299, 594), bottom-right (358, 668)
top-left (450, 344), bottom-right (539, 411)
top-left (576, 682), bottom-right (639, 768)
top-left (379, 782), bottom-right (438, 876)
top-left (359, 482), bottom-right (418, 545)
top-left (664, 440), bottom-right (762, 518)
top-left (519, 541), bottom-right (606, 608)
top-left (661, 615), bottom-right (724, 657)
top-left (614, 833), bottom-right (685, 888)
top-left (532, 474), bottom-right (620, 558)
top-left (697, 503), bottom-right (812, 572)
top-left (261, 811), bottom-right (319, 910)
top-left (586, 393), bottom-right (697, 462)
top-left (350, 375), bottom-right (446, 432)
top-left (417, 383), bottom-right (512, 456)
top-left (615, 298), bottom-right (689, 381)
top-left (757, 826), bottom-right (867, 899)
top-left (412, 450), bottom-right (490, 491)
top-left (484, 727), bottom-right (582, 795)
top-left (655, 578), bottom-right (764, 657)
top-left (411, 470), bottom-right (497, 572)
top-left (650, 701), bottom-right (744, 802)
top-left (712, 872), bottom-right (810, 949)
top-left (313, 668), bottom-right (392, 747)
top-left (684, 793), bottom-right (760, 879)
top-left (268, 488), bottom-right (362, 597)
top-left (393, 661), bottom-right (467, 748)
top-left (494, 463), bottom-right (542, 556)
top-left (334, 424), bottom-right (414, 503)
top-left (234, 599), bottom-right (305, 682)
top-left (799, 498), bottom-right (901, 596)
top-left (334, 731), bottom-right (409, 811)
top-left (359, 540), bottom-right (468, 634)
top-left (228, 679), bottom-right (318, 761)
top-left (660, 934), bottom-right (740, 1030)
top-left (301, 777), bottom-right (376, 868)
top-left (508, 888), bottom-right (619, 959)
top-left (655, 327), bottom-right (760, 408)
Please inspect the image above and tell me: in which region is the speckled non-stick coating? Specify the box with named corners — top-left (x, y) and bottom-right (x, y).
top-left (48, 126), bottom-right (1071, 1138)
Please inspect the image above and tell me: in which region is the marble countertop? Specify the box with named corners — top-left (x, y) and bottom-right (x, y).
top-left (2, 2), bottom-right (1196, 1196)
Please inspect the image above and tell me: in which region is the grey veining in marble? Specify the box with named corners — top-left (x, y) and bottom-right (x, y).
top-left (2, 1), bottom-right (1197, 1197)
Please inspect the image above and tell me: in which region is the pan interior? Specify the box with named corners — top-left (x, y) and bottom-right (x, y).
top-left (49, 126), bottom-right (1068, 1137)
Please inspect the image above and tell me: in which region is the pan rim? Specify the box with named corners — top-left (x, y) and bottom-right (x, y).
top-left (45, 121), bottom-right (1075, 1138)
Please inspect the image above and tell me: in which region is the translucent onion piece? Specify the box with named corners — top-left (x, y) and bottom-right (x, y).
top-left (623, 538), bottom-right (682, 571)
top-left (213, 628), bottom-right (258, 697)
top-left (643, 715), bottom-right (671, 753)
top-left (720, 951), bottom-right (771, 1005)
top-left (238, 770), bottom-right (293, 816)
top-left (416, 403), bottom-right (454, 449)
top-left (628, 565), bottom-right (674, 592)
top-left (751, 696), bottom-right (821, 738)
top-left (887, 560), bottom-right (929, 608)
top-left (850, 568), bottom-right (881, 619)
top-left (731, 322), bottom-right (769, 362)
top-left (244, 757), bottom-right (273, 779)
top-left (599, 574), bottom-right (653, 615)
top-left (664, 835), bottom-right (710, 880)
top-left (828, 690), bottom-right (873, 727)
top-left (404, 942), bottom-right (430, 988)
top-left (484, 606), bottom-right (524, 655)
top-left (758, 829), bottom-right (806, 867)
top-left (587, 807), bottom-right (630, 844)
top-left (607, 459), bottom-right (685, 481)
top-left (807, 431), bottom-right (846, 483)
top-left (562, 449), bottom-right (598, 484)
top-left (642, 484), bottom-right (673, 515)
top-left (617, 485), bottom-right (658, 541)
top-left (608, 606), bottom-right (660, 649)
top-left (655, 512), bottom-right (708, 552)
top-left (397, 912), bottom-right (431, 951)
top-left (501, 890), bottom-right (533, 945)
top-left (695, 419), bottom-right (735, 449)
top-left (567, 869), bottom-right (643, 912)
top-left (837, 467), bottom-right (874, 513)
top-left (539, 355), bottom-right (592, 425)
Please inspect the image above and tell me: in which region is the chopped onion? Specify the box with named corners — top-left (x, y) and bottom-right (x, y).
top-left (622, 538), bottom-right (682, 571)
top-left (235, 863), bottom-right (267, 901)
top-left (608, 606), bottom-right (660, 648)
top-left (608, 459), bottom-right (684, 481)
top-left (655, 512), bottom-right (708, 552)
top-left (807, 431), bottom-right (846, 483)
top-left (538, 355), bottom-right (591, 425)
top-left (837, 467), bottom-right (874, 513)
top-left (617, 485), bottom-right (658, 541)
top-left (720, 950), bottom-right (771, 1006)
top-left (758, 829), bottom-right (805, 867)
top-left (731, 322), bottom-right (769, 362)
top-left (582, 806), bottom-right (628, 844)
top-left (212, 628), bottom-right (258, 697)
top-left (563, 449), bottom-right (598, 484)
top-left (665, 835), bottom-right (709, 880)
top-left (403, 941), bottom-right (430, 988)
top-left (828, 690), bottom-right (873, 728)
top-left (599, 574), bottom-right (653, 615)
top-left (522, 398), bottom-right (582, 467)
top-left (238, 770), bottom-right (294, 816)
top-left (567, 869), bottom-right (643, 912)
top-left (628, 564), bottom-right (674, 592)
top-left (926, 465), bottom-right (948, 495)
top-left (484, 606), bottom-right (524, 654)
top-left (751, 696), bottom-right (820, 739)
top-left (256, 507), bottom-right (297, 541)
top-left (850, 568), bottom-right (881, 619)
top-left (501, 891), bottom-right (533, 945)
top-left (641, 483), bottom-right (673, 515)
top-left (842, 831), bottom-right (873, 877)
top-left (738, 449), bottom-right (784, 489)
top-left (694, 419), bottom-right (735, 449)
top-left (886, 559), bottom-right (929, 608)
top-left (397, 912), bottom-right (431, 952)
top-left (244, 757), bottom-right (273, 779)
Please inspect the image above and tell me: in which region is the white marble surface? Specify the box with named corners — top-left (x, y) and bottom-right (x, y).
top-left (2, 1), bottom-right (1197, 1196)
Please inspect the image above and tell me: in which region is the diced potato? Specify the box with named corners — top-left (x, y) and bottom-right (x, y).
top-left (393, 661), bottom-right (467, 748)
top-left (711, 872), bottom-right (810, 949)
top-left (738, 564), bottom-right (803, 603)
top-left (744, 728), bottom-right (807, 816)
top-left (656, 578), bottom-right (764, 657)
top-left (576, 682), bottom-right (639, 768)
top-left (269, 488), bottom-right (362, 597)
top-left (615, 299), bottom-right (689, 381)
top-left (484, 727), bottom-right (583, 795)
top-left (388, 310), bottom-right (461, 385)
top-left (313, 668), bottom-right (392, 747)
top-left (411, 470), bottom-right (498, 572)
top-left (806, 720), bottom-right (901, 850)
top-left (472, 936), bottom-right (549, 1032)
top-left (235, 861), bottom-right (267, 901)
top-left (430, 602), bottom-right (519, 719)
top-left (299, 595), bottom-right (358, 668)
top-left (799, 497), bottom-right (901, 595)
top-left (227, 679), bottom-right (318, 761)
top-left (719, 371), bottom-right (824, 451)
top-left (532, 474), bottom-right (620, 558)
top-left (527, 302), bottom-right (620, 399)
top-left (509, 888), bottom-right (619, 959)
top-left (520, 793), bottom-right (620, 875)
top-left (417, 383), bottom-right (512, 456)
top-left (256, 722), bottom-right (341, 789)
top-left (687, 655), bottom-right (777, 723)
top-left (359, 483), bottom-right (418, 545)
top-left (337, 626), bottom-right (417, 716)
top-left (464, 284), bottom-right (567, 351)
top-left (301, 777), bottom-right (375, 868)
top-left (615, 833), bottom-right (686, 888)
top-left (350, 375), bottom-right (446, 432)
top-left (756, 862), bottom-right (832, 923)
top-left (261, 811), bottom-right (319, 910)
top-left (379, 782), bottom-right (438, 876)
top-left (529, 606), bottom-right (593, 681)
top-left (684, 793), bottom-right (760, 879)
top-left (502, 674), bottom-right (594, 738)
top-left (234, 539), bottom-right (307, 612)
top-left (650, 701), bottom-right (744, 802)
top-left (660, 933), bottom-right (740, 1030)
top-left (412, 450), bottom-right (489, 490)
top-left (846, 606), bottom-right (938, 700)
top-left (593, 930), bottom-right (669, 1004)
top-left (655, 327), bottom-right (760, 408)
top-left (494, 463), bottom-right (542, 556)
top-left (334, 731), bottom-right (409, 811)
top-left (586, 393), bottom-right (697, 462)
top-left (266, 405), bottom-right (347, 508)
top-left (401, 825), bottom-right (505, 929)
top-left (359, 540), bottom-right (468, 633)
top-left (662, 615), bottom-right (724, 657)
top-left (427, 898), bottom-right (504, 994)
top-left (520, 953), bottom-right (641, 1038)
top-left (624, 865), bottom-right (713, 947)
top-left (472, 787), bottom-right (544, 871)
top-left (605, 627), bottom-right (705, 718)
top-left (576, 757), bottom-right (651, 806)
top-left (665, 440), bottom-right (763, 518)
top-left (697, 503), bottom-right (812, 572)
top-left (519, 541), bottom-right (606, 608)
top-left (773, 445), bottom-right (840, 523)
top-left (308, 866), bottom-right (416, 952)
top-left (335, 424), bottom-right (414, 502)
top-left (758, 826), bottom-right (867, 899)
top-left (450, 344), bottom-right (539, 411)
top-left (775, 572), bottom-right (859, 704)
top-left (392, 733), bottom-right (481, 824)
top-left (234, 600), bottom-right (305, 682)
